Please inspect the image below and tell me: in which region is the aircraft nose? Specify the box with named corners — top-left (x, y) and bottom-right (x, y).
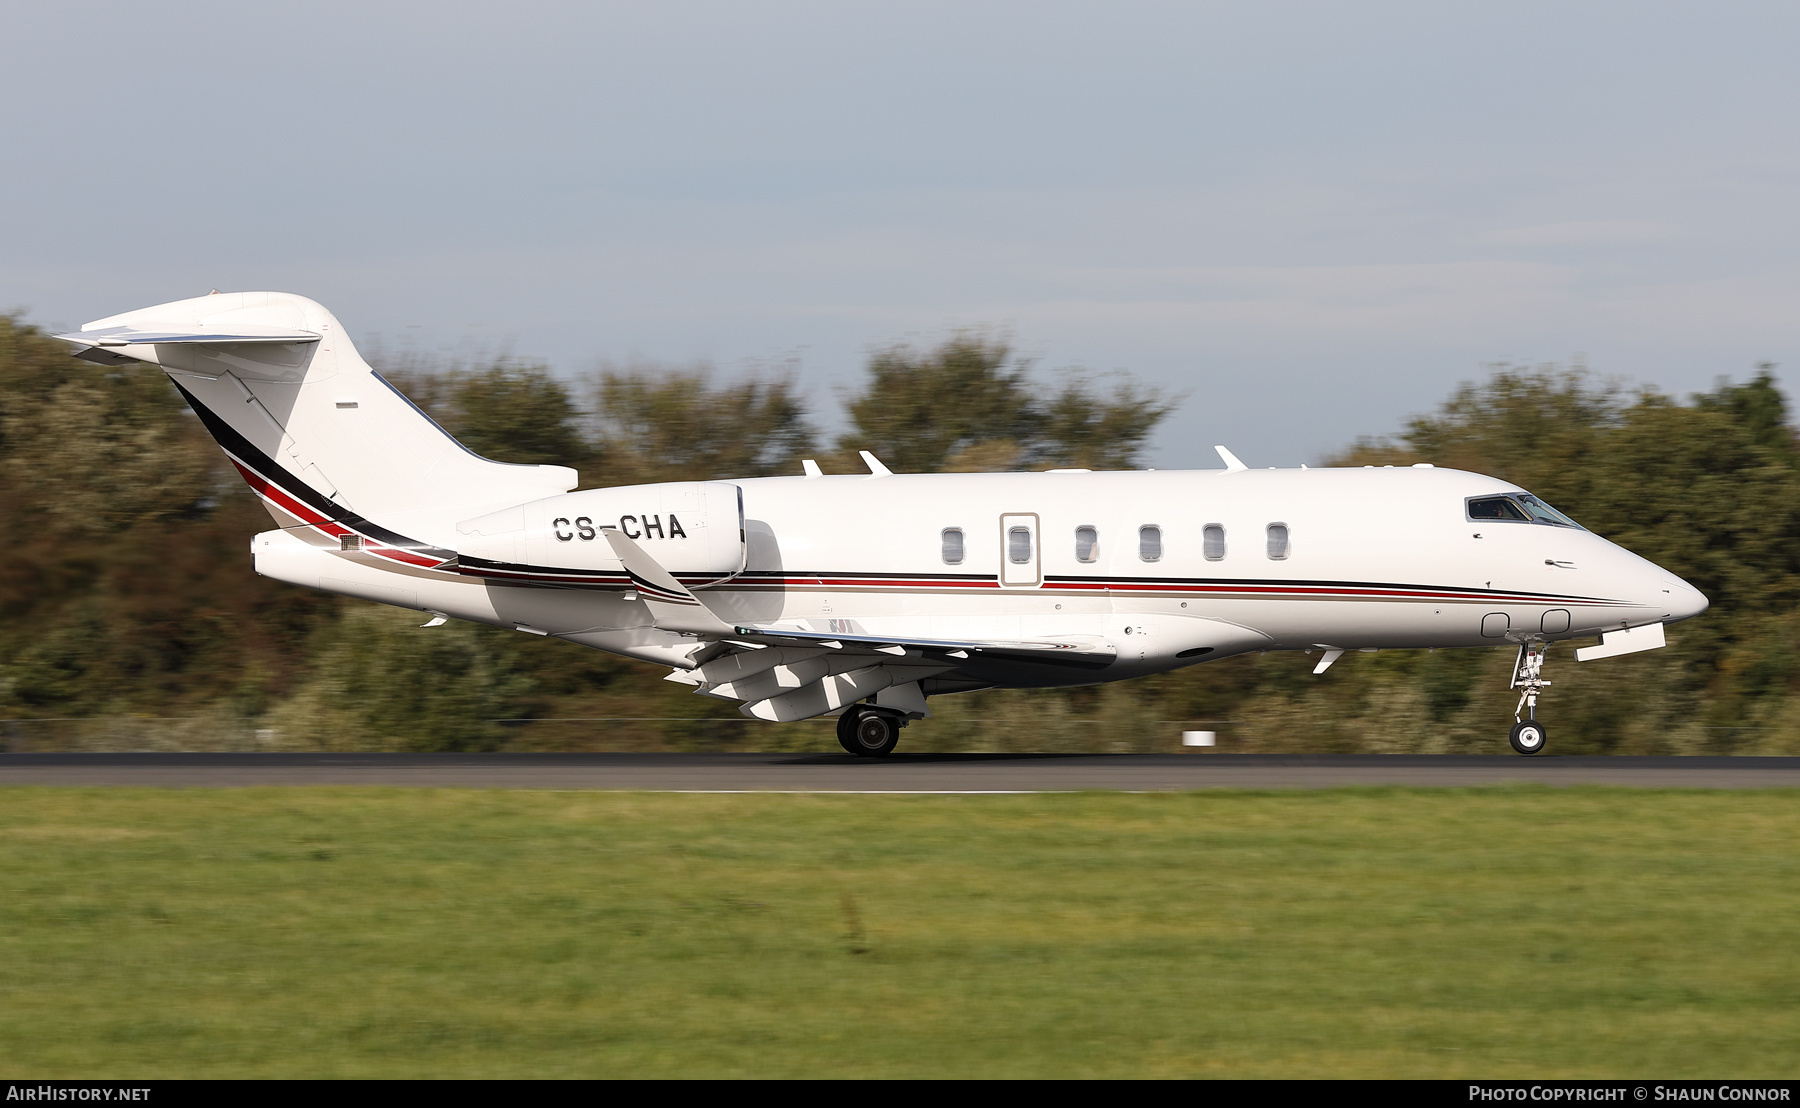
top-left (1663, 577), bottom-right (1709, 622)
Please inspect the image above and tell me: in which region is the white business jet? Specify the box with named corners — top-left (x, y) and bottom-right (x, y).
top-left (57, 292), bottom-right (1708, 756)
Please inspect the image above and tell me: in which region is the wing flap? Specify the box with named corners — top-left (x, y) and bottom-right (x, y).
top-left (740, 662), bottom-right (952, 722)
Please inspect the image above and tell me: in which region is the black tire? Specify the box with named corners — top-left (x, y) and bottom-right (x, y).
top-left (849, 710), bottom-right (901, 757)
top-left (836, 709), bottom-right (861, 755)
top-left (1509, 719), bottom-right (1547, 756)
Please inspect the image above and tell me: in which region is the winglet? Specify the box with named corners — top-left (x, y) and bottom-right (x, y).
top-left (859, 450), bottom-right (893, 477)
top-left (601, 528), bottom-right (735, 636)
top-left (1215, 445), bottom-right (1249, 472)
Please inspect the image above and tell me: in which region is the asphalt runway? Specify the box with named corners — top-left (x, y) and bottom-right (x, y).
top-left (1, 752), bottom-right (1798, 790)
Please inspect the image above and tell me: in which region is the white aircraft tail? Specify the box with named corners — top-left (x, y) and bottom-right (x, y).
top-left (57, 292), bottom-right (577, 547)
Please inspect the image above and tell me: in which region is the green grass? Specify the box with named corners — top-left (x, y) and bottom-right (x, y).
top-left (1, 787), bottom-right (1797, 1078)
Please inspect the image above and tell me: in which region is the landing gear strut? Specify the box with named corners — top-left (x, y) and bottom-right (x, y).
top-left (836, 705), bottom-right (904, 757)
top-left (1508, 643), bottom-right (1549, 756)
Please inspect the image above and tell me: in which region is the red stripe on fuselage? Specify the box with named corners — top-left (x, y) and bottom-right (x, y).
top-left (775, 574), bottom-right (1607, 606)
top-left (1075, 580), bottom-right (1610, 605)
top-left (229, 456), bottom-right (446, 571)
top-left (462, 567), bottom-right (630, 585)
top-left (372, 548), bottom-right (442, 568)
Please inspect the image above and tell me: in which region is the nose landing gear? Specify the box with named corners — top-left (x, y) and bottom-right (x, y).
top-left (1508, 643), bottom-right (1550, 755)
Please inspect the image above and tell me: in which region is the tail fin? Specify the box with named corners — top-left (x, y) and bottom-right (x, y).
top-left (56, 292), bottom-right (576, 538)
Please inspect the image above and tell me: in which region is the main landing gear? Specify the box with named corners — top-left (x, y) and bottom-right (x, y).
top-left (837, 705), bottom-right (905, 757)
top-left (1508, 643), bottom-right (1550, 756)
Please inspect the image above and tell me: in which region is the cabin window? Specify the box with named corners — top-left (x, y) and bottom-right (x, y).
top-left (1203, 523), bottom-right (1225, 561)
top-left (941, 527), bottom-right (964, 564)
top-left (1138, 525), bottom-right (1162, 562)
top-left (1075, 525), bottom-right (1098, 563)
top-left (1008, 526), bottom-right (1033, 564)
top-left (1266, 523), bottom-right (1289, 560)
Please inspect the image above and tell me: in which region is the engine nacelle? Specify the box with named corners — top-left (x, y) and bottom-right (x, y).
top-left (455, 481), bottom-right (744, 586)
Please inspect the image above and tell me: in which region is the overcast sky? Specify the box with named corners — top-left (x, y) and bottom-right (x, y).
top-left (5, 2), bottom-right (1798, 468)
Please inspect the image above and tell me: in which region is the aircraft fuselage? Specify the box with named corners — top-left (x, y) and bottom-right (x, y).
top-left (258, 463), bottom-right (1705, 686)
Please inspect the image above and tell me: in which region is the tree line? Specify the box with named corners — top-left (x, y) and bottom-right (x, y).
top-left (0, 308), bottom-right (1793, 753)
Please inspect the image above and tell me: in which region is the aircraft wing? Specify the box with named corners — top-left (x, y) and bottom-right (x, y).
top-left (606, 527), bottom-right (1116, 720)
top-left (671, 623), bottom-right (1115, 722)
top-left (724, 623), bottom-right (1117, 670)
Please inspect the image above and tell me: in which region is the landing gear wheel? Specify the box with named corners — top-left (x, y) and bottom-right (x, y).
top-left (1509, 719), bottom-right (1547, 756)
top-left (836, 710), bottom-right (861, 755)
top-left (848, 709), bottom-right (901, 757)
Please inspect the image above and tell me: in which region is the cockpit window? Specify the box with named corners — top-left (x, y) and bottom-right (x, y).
top-left (1468, 496), bottom-right (1530, 521)
top-left (1466, 494), bottom-right (1585, 529)
top-left (1514, 494), bottom-right (1583, 528)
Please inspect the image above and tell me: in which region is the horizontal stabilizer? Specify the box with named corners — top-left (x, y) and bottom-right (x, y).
top-left (55, 325), bottom-right (320, 346)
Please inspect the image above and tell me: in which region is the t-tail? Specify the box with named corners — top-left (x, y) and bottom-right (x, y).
top-left (55, 291), bottom-right (577, 551)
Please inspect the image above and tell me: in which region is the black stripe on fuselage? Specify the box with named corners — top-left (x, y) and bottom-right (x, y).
top-left (1044, 573), bottom-right (1611, 599)
top-left (169, 377), bottom-right (452, 559)
top-left (732, 569), bottom-right (1624, 605)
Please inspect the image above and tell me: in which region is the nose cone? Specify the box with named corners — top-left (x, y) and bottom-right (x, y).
top-left (1663, 577), bottom-right (1710, 622)
top-left (1593, 535), bottom-right (1709, 624)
